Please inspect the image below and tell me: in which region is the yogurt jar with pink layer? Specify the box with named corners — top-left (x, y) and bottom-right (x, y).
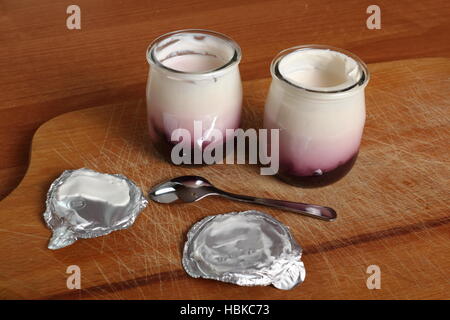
top-left (264, 45), bottom-right (370, 187)
top-left (146, 29), bottom-right (242, 164)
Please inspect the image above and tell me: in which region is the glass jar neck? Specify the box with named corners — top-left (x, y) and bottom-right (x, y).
top-left (270, 45), bottom-right (370, 99)
top-left (147, 29), bottom-right (241, 81)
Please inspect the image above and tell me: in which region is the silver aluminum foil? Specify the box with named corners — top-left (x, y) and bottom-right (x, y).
top-left (182, 210), bottom-right (306, 290)
top-left (43, 168), bottom-right (148, 249)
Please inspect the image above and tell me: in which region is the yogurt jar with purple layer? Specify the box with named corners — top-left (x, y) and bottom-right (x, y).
top-left (264, 45), bottom-right (370, 187)
top-left (146, 29), bottom-right (243, 165)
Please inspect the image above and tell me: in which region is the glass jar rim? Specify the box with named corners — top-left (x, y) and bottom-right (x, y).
top-left (146, 29), bottom-right (242, 77)
top-left (270, 44), bottom-right (370, 94)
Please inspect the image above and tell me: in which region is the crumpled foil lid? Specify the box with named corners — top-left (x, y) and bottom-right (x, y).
top-left (182, 210), bottom-right (306, 290)
top-left (43, 168), bottom-right (148, 249)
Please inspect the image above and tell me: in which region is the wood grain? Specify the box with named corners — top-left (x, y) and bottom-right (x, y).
top-left (0, 58), bottom-right (449, 300)
top-left (1, 0), bottom-right (450, 199)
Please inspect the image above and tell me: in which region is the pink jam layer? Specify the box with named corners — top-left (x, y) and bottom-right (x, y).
top-left (147, 108), bottom-right (242, 149)
top-left (265, 116), bottom-right (363, 176)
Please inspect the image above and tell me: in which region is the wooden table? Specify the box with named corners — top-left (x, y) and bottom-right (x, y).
top-left (0, 0), bottom-right (449, 300)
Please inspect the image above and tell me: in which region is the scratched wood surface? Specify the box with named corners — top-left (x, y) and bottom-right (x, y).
top-left (2, 0), bottom-right (450, 201)
top-left (0, 58), bottom-right (449, 299)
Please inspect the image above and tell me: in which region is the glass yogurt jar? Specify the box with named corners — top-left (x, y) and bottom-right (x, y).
top-left (264, 45), bottom-right (370, 187)
top-left (146, 29), bottom-right (243, 165)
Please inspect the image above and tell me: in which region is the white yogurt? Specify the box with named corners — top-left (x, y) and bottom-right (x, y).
top-left (162, 54), bottom-right (225, 73)
top-left (278, 48), bottom-right (362, 91)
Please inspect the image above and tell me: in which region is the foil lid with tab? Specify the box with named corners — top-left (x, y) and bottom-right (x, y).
top-left (43, 168), bottom-right (148, 249)
top-left (182, 210), bottom-right (306, 290)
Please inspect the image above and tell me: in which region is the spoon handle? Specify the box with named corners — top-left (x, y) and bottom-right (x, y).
top-left (216, 190), bottom-right (337, 221)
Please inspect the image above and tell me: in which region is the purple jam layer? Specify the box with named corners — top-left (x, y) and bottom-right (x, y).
top-left (147, 114), bottom-right (241, 165)
top-left (263, 113), bottom-right (363, 187)
top-left (276, 152), bottom-right (358, 187)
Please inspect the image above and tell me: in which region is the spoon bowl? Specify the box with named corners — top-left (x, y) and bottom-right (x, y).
top-left (149, 176), bottom-right (217, 204)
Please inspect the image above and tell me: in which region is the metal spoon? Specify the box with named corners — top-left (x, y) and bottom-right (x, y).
top-left (148, 175), bottom-right (337, 221)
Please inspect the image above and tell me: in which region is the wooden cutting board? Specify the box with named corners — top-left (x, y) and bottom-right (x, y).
top-left (0, 58), bottom-right (449, 300)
